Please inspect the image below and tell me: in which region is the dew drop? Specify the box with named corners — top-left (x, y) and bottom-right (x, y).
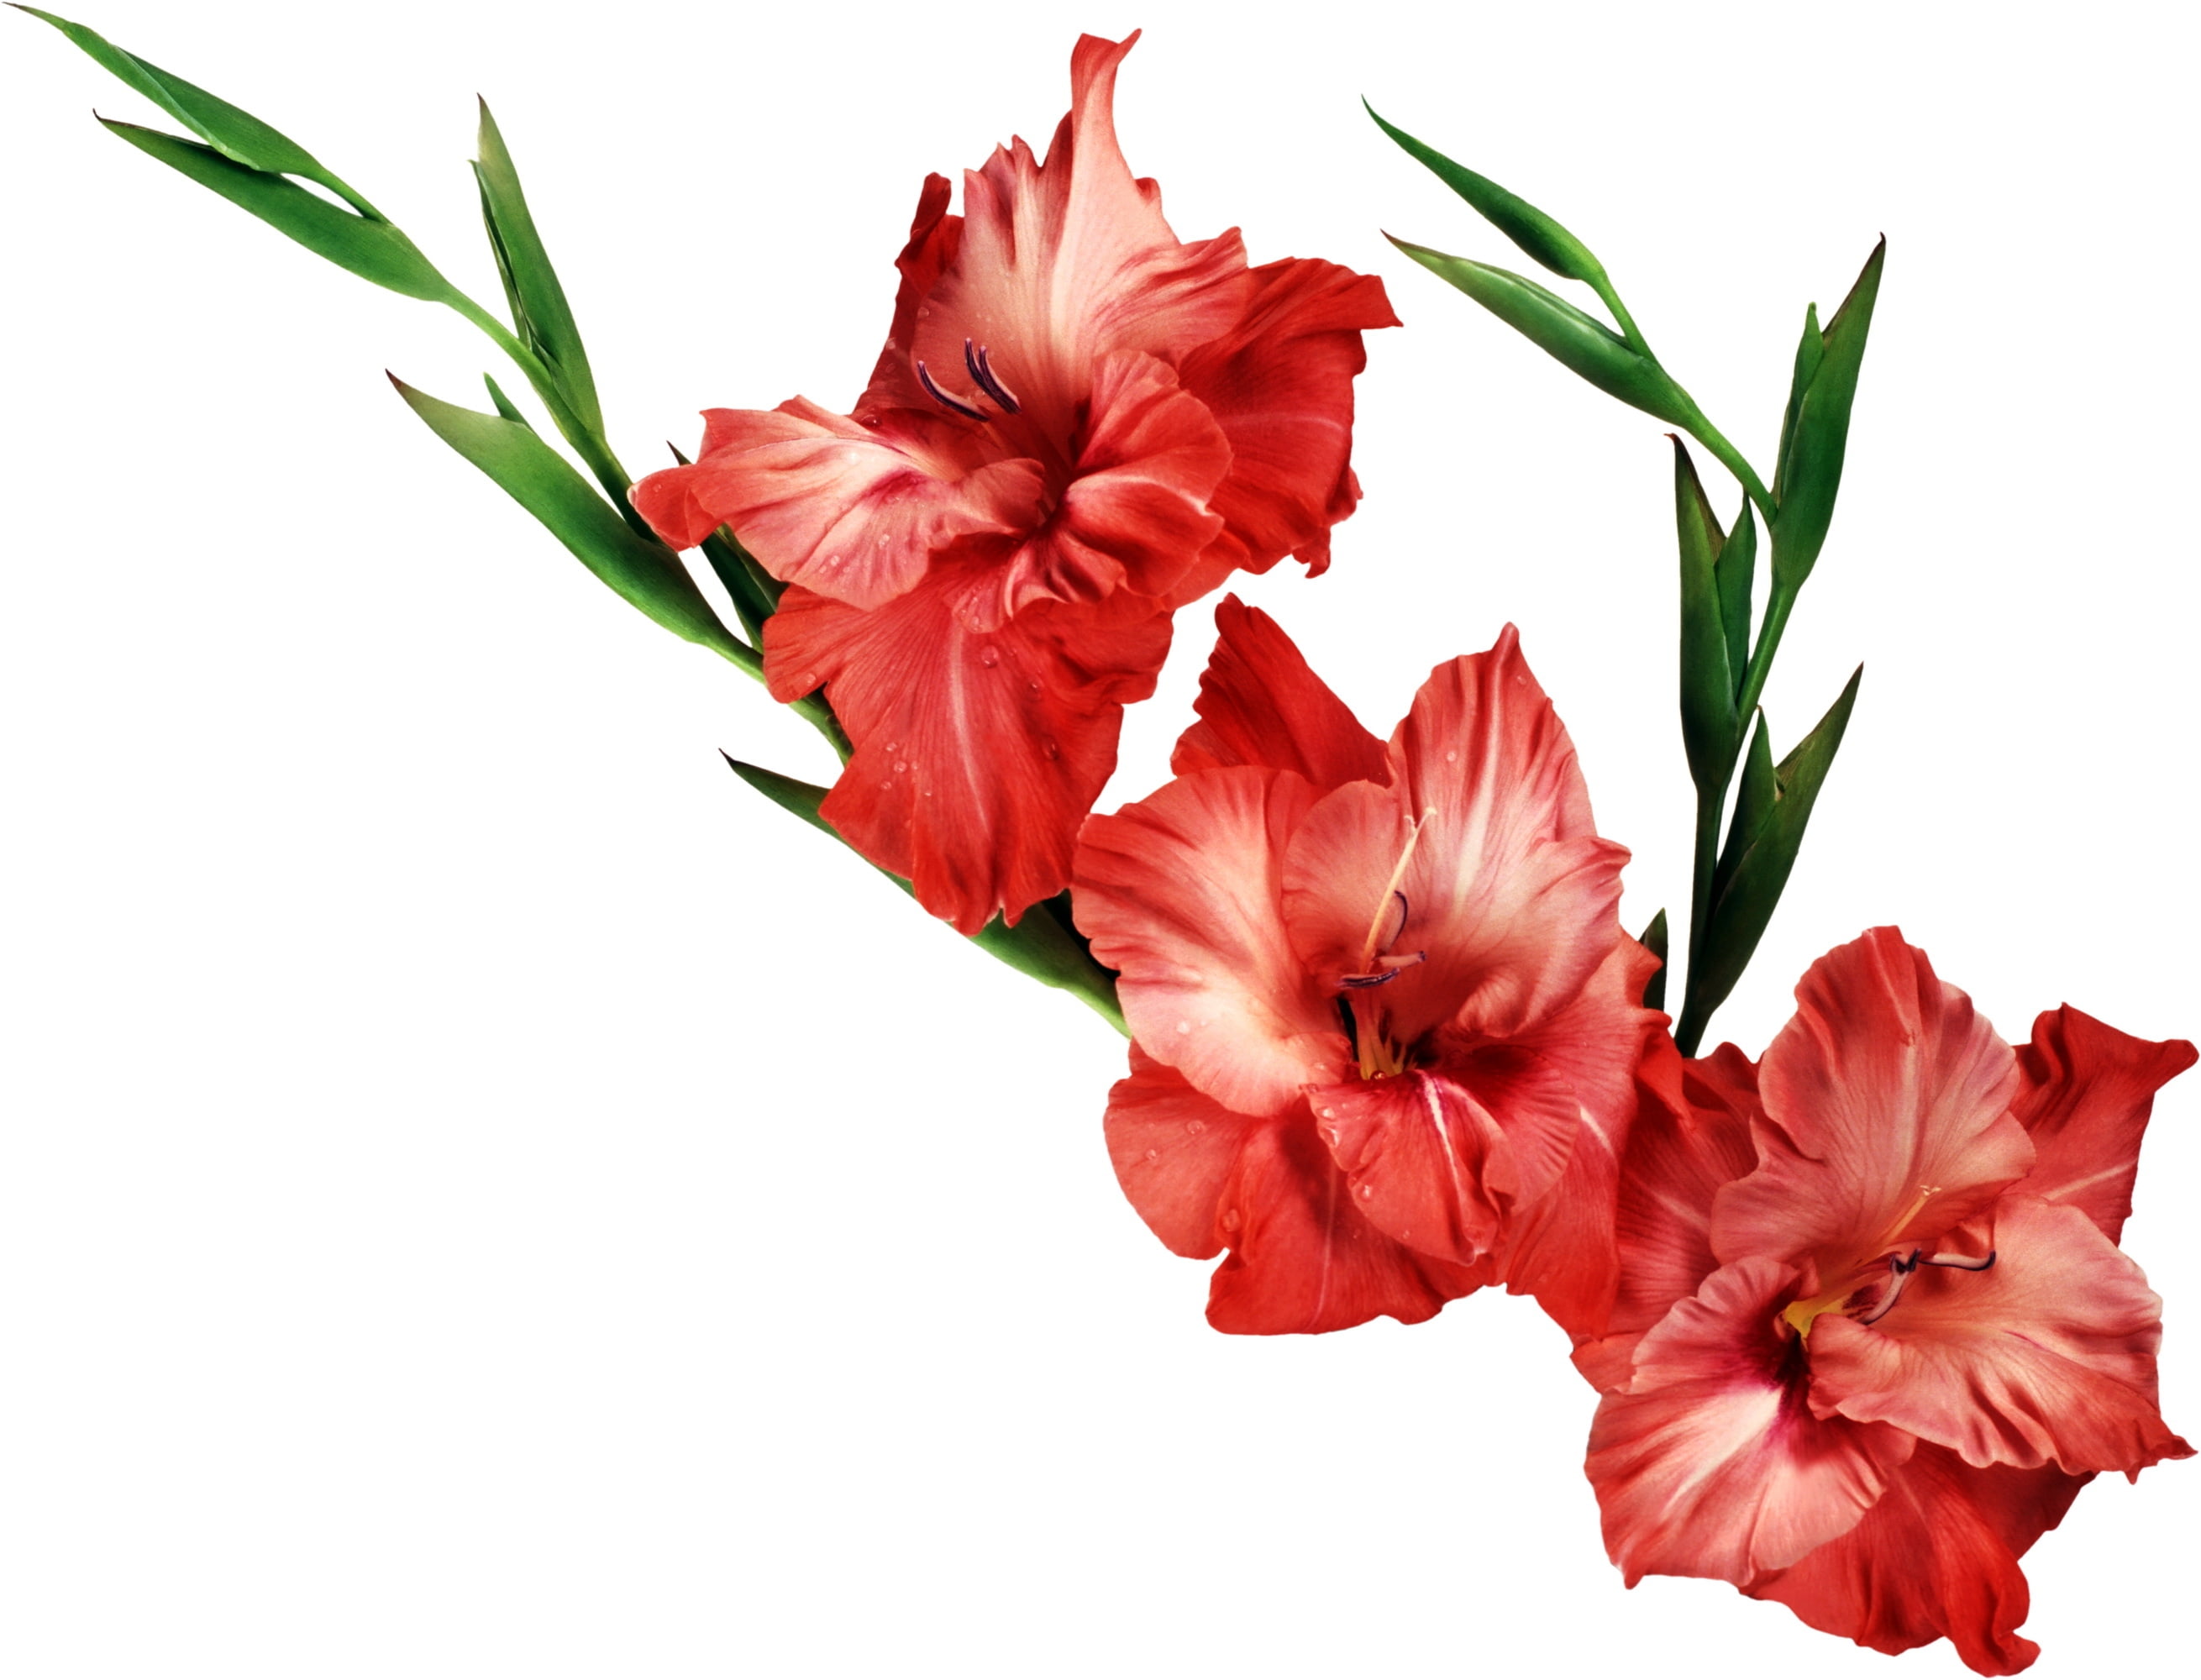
top-left (1027, 679), bottom-right (1042, 694)
top-left (875, 532), bottom-right (891, 547)
top-left (1358, 1184), bottom-right (1375, 1200)
top-left (1174, 1019), bottom-right (1192, 1036)
top-left (884, 742), bottom-right (901, 753)
top-left (1445, 749), bottom-right (1458, 764)
top-left (1144, 1148), bottom-right (1159, 1163)
top-left (822, 552), bottom-right (842, 569)
top-left (894, 760), bottom-right (909, 774)
top-left (1221, 1208), bottom-right (1242, 1232)
top-left (1041, 738), bottom-right (1060, 761)
top-left (979, 647), bottom-right (1001, 668)
top-left (1320, 1107), bottom-right (1336, 1119)
top-left (1185, 1118), bottom-right (1206, 1136)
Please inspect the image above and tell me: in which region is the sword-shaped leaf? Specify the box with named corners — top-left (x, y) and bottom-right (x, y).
top-left (472, 100), bottom-right (601, 437)
top-left (1771, 240), bottom-right (1886, 591)
top-left (391, 376), bottom-right (750, 667)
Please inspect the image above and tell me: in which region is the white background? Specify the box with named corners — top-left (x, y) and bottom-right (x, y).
top-left (2, 3), bottom-right (2194, 1675)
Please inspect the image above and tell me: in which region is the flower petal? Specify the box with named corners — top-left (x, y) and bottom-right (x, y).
top-left (1206, 1105), bottom-right (1488, 1335)
top-left (1587, 1256), bottom-right (1914, 1588)
top-left (1102, 1047), bottom-right (1266, 1259)
top-left (1714, 928), bottom-right (2035, 1274)
top-left (1753, 1446), bottom-right (2090, 1676)
top-left (633, 399), bottom-right (1044, 609)
top-left (1493, 933), bottom-right (1668, 1346)
top-left (2011, 1005), bottom-right (2197, 1244)
top-left (854, 173), bottom-right (964, 419)
top-left (1308, 1069), bottom-right (1512, 1268)
top-left (1170, 256), bottom-right (1400, 583)
top-left (766, 567), bottom-right (1170, 934)
top-left (980, 351), bottom-right (1231, 627)
top-left (1169, 596), bottom-right (1390, 791)
top-left (1074, 765), bottom-right (1349, 1115)
top-left (1805, 1194), bottom-right (2192, 1474)
top-left (910, 34), bottom-right (1250, 441)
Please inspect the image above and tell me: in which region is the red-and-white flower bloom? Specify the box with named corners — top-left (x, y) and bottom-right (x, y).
top-left (1581, 928), bottom-right (2194, 1674)
top-left (632, 34), bottom-right (1395, 933)
top-left (1071, 599), bottom-right (1659, 1336)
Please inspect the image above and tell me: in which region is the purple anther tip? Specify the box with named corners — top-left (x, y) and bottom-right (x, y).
top-left (917, 360), bottom-right (987, 423)
top-left (964, 339), bottom-right (1022, 413)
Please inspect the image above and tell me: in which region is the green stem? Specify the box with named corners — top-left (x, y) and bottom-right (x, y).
top-left (1675, 404), bottom-right (1778, 529)
top-left (1732, 580), bottom-right (1798, 727)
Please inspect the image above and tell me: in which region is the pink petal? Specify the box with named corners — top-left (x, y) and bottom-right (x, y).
top-left (1102, 1047), bottom-right (1266, 1259)
top-left (764, 567), bottom-right (1170, 934)
top-left (1205, 1106), bottom-right (1489, 1335)
top-left (1073, 766), bottom-right (1350, 1116)
top-left (910, 34), bottom-right (1250, 442)
top-left (980, 351), bottom-right (1231, 627)
top-left (633, 400), bottom-right (1044, 610)
top-left (853, 173), bottom-right (964, 420)
top-left (1713, 928), bottom-right (2035, 1275)
top-left (1307, 1069), bottom-right (1513, 1268)
top-left (1805, 1194), bottom-right (2193, 1474)
top-left (1169, 596), bottom-right (1390, 791)
top-left (1170, 256), bottom-right (1400, 585)
top-left (1587, 1256), bottom-right (1914, 1588)
top-left (1753, 1446), bottom-right (2090, 1676)
top-left (1494, 932), bottom-right (1668, 1346)
top-left (2011, 1005), bottom-right (2197, 1244)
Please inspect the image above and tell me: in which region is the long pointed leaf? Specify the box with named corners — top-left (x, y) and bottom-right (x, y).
top-left (1772, 240), bottom-right (1886, 590)
top-left (1672, 437), bottom-right (1737, 789)
top-left (391, 376), bottom-right (750, 666)
top-left (473, 100), bottom-right (601, 435)
top-left (97, 118), bottom-right (454, 302)
top-left (17, 5), bottom-right (374, 210)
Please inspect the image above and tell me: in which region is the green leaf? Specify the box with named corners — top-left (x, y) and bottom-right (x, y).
top-left (1387, 237), bottom-right (1691, 426)
top-left (1366, 103), bottom-right (1608, 288)
top-left (1771, 240), bottom-right (1886, 591)
top-left (472, 100), bottom-right (602, 437)
top-left (1773, 302), bottom-right (1824, 501)
top-left (482, 372), bottom-right (528, 424)
top-left (1672, 437), bottom-right (1738, 790)
top-left (16, 5), bottom-right (375, 210)
top-left (722, 757), bottom-right (1126, 1031)
top-left (390, 375), bottom-right (752, 667)
top-left (1639, 909), bottom-right (1669, 1012)
top-left (1689, 666), bottom-right (1863, 1032)
top-left (1713, 501), bottom-right (1757, 701)
top-left (97, 118), bottom-right (456, 302)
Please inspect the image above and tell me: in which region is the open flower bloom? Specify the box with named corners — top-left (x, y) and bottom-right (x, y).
top-left (630, 34), bottom-right (1396, 934)
top-left (1072, 599), bottom-right (1660, 1336)
top-left (1581, 928), bottom-right (2194, 1674)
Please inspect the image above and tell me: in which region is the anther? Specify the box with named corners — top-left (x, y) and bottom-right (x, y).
top-left (1922, 1249), bottom-right (1997, 1272)
top-left (917, 360), bottom-right (987, 421)
top-left (964, 339), bottom-right (1022, 412)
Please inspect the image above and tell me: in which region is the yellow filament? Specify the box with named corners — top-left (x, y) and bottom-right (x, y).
top-left (1781, 1183), bottom-right (1943, 1339)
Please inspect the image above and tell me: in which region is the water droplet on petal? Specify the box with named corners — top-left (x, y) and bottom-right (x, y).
top-left (884, 742), bottom-right (900, 754)
top-left (1041, 738), bottom-right (1060, 761)
top-left (979, 647), bottom-right (1000, 668)
top-left (1027, 679), bottom-right (1042, 693)
top-left (1445, 749), bottom-right (1458, 764)
top-left (1221, 1208), bottom-right (1242, 1232)
top-left (1358, 1184), bottom-right (1375, 1200)
top-left (1320, 1107), bottom-right (1336, 1119)
top-left (1174, 1019), bottom-right (1192, 1036)
top-left (1185, 1119), bottom-right (1206, 1136)
top-left (1144, 1147), bottom-right (1159, 1163)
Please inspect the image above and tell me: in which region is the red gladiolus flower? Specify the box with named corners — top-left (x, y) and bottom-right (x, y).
top-left (1071, 599), bottom-right (1661, 1336)
top-left (631, 34), bottom-right (1396, 934)
top-left (1581, 928), bottom-right (2194, 1675)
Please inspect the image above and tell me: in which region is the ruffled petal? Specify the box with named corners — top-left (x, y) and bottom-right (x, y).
top-left (766, 568), bottom-right (1171, 934)
top-left (1308, 1069), bottom-right (1513, 1268)
top-left (633, 400), bottom-right (1043, 609)
top-left (1714, 928), bottom-right (2035, 1274)
top-left (1492, 933), bottom-right (1668, 1346)
top-left (980, 352), bottom-right (1231, 626)
top-left (1169, 596), bottom-right (1390, 791)
top-left (1205, 1105), bottom-right (1489, 1335)
top-left (855, 174), bottom-right (964, 419)
top-left (1279, 774), bottom-right (1627, 1047)
top-left (1169, 256), bottom-right (1400, 584)
top-left (1073, 765), bottom-right (1350, 1115)
top-left (910, 34), bottom-right (1250, 441)
top-left (1102, 1047), bottom-right (1267, 1259)
top-left (2011, 1005), bottom-right (2197, 1244)
top-left (1805, 1195), bottom-right (2192, 1474)
top-left (1587, 1257), bottom-right (1914, 1588)
top-left (1753, 1446), bottom-right (2090, 1676)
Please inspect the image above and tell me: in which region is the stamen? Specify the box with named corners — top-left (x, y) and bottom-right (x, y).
top-left (1922, 1249), bottom-right (1997, 1272)
top-left (964, 339), bottom-right (1022, 412)
top-left (1340, 950), bottom-right (1428, 989)
top-left (1857, 1250), bottom-right (1921, 1325)
top-left (1358, 811), bottom-right (1437, 974)
top-left (916, 360), bottom-right (987, 422)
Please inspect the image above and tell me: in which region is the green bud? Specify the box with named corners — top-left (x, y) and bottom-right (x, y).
top-left (473, 100), bottom-right (603, 438)
top-left (1713, 501), bottom-right (1757, 703)
top-left (1672, 438), bottom-right (1738, 790)
top-left (1387, 237), bottom-right (1692, 427)
top-left (1771, 240), bottom-right (1886, 591)
top-left (390, 375), bottom-right (750, 668)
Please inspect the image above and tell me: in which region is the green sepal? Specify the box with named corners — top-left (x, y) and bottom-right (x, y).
top-left (390, 375), bottom-right (753, 669)
top-left (1713, 501), bottom-right (1757, 701)
top-left (97, 118), bottom-right (454, 302)
top-left (1365, 103), bottom-right (1608, 289)
top-left (1672, 437), bottom-right (1738, 790)
top-left (472, 100), bottom-right (602, 438)
top-left (1639, 909), bottom-right (1669, 1012)
top-left (1771, 240), bottom-right (1886, 591)
top-left (1688, 666), bottom-right (1863, 1036)
top-left (722, 756), bottom-right (1126, 1032)
top-left (482, 372), bottom-right (528, 425)
top-left (16, 5), bottom-right (376, 212)
top-left (1387, 237), bottom-right (1690, 426)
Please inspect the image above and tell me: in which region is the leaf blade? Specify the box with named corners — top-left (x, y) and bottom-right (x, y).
top-left (473, 100), bottom-right (602, 436)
